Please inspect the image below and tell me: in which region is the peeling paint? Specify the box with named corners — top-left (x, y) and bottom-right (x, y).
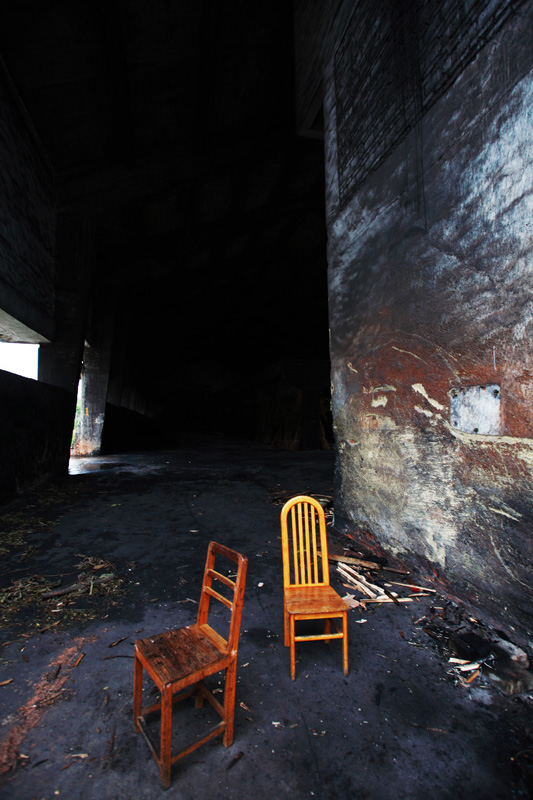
top-left (488, 506), bottom-right (522, 521)
top-left (363, 385), bottom-right (397, 394)
top-left (443, 420), bottom-right (533, 449)
top-left (392, 346), bottom-right (424, 361)
top-left (415, 405), bottom-right (433, 417)
top-left (411, 383), bottom-right (446, 411)
top-left (371, 395), bottom-right (388, 407)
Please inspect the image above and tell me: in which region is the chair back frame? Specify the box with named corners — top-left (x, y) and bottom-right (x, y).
top-left (196, 541), bottom-right (247, 656)
top-left (281, 495), bottom-right (329, 589)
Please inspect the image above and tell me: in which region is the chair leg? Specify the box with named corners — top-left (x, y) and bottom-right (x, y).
top-left (133, 654), bottom-right (143, 732)
top-left (194, 683), bottom-right (204, 708)
top-left (284, 603), bottom-right (289, 647)
top-left (160, 689), bottom-right (173, 790)
top-left (222, 660), bottom-right (237, 747)
top-left (324, 618), bottom-right (331, 644)
top-left (289, 614), bottom-right (296, 681)
top-left (342, 611), bottom-right (349, 676)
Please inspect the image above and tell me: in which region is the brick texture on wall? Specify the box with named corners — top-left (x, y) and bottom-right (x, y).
top-left (334, 0), bottom-right (527, 205)
top-left (0, 62), bottom-right (55, 340)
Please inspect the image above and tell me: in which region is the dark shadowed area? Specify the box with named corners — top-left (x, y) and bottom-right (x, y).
top-left (0, 438), bottom-right (531, 799)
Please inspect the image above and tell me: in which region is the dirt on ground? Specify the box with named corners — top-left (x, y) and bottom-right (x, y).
top-left (0, 435), bottom-right (531, 800)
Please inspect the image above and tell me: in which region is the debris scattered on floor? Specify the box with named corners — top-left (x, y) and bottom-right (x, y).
top-left (333, 553), bottom-right (434, 607)
top-left (226, 751), bottom-right (244, 770)
top-left (0, 512), bottom-right (56, 556)
top-left (0, 575), bottom-right (58, 608)
top-left (329, 534), bottom-right (533, 699)
top-left (0, 555), bottom-right (124, 632)
top-left (422, 616), bottom-right (533, 696)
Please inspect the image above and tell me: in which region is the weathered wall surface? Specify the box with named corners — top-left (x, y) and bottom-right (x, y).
top-left (0, 66), bottom-right (83, 497)
top-left (0, 370), bottom-right (72, 502)
top-left (0, 60), bottom-right (55, 342)
top-left (319, 1), bottom-right (533, 644)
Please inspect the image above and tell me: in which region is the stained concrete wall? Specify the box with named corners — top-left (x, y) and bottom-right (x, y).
top-left (0, 61), bottom-right (84, 495)
top-left (0, 58), bottom-right (55, 343)
top-left (0, 370), bottom-right (72, 503)
top-left (298, 1), bottom-right (533, 645)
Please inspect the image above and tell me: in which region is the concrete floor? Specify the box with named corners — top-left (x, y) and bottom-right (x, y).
top-left (0, 435), bottom-right (531, 800)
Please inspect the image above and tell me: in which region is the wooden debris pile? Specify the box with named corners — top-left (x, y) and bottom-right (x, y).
top-left (0, 555), bottom-right (124, 631)
top-left (40, 555), bottom-right (120, 599)
top-left (330, 552), bottom-right (436, 608)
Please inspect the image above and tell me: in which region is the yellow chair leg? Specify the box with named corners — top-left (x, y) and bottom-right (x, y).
top-left (342, 612), bottom-right (349, 676)
top-left (289, 614), bottom-right (296, 680)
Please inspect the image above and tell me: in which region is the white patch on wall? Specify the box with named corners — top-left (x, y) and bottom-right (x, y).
top-left (450, 385), bottom-right (501, 435)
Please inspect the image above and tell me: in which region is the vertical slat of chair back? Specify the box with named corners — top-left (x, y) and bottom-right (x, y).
top-left (281, 496), bottom-right (329, 588)
top-left (196, 541), bottom-right (248, 655)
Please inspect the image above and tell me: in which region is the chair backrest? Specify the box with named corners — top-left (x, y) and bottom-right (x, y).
top-left (281, 496), bottom-right (329, 589)
top-left (196, 541), bottom-right (248, 655)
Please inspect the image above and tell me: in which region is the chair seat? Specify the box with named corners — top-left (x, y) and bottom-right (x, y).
top-left (135, 624), bottom-right (229, 688)
top-left (285, 584), bottom-right (348, 616)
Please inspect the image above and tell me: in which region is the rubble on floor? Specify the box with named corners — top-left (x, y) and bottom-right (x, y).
top-left (329, 536), bottom-right (533, 698)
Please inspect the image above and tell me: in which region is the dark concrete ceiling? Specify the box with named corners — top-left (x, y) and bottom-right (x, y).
top-left (0, 1), bottom-right (328, 376)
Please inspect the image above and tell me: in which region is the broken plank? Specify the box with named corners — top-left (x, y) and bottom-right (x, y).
top-left (361, 597), bottom-right (413, 604)
top-left (337, 565), bottom-right (378, 598)
top-left (379, 567), bottom-right (410, 575)
top-left (388, 581), bottom-right (436, 593)
top-left (326, 553), bottom-right (382, 570)
top-left (383, 587), bottom-right (400, 605)
top-left (41, 574), bottom-right (115, 599)
top-left (336, 563), bottom-right (383, 594)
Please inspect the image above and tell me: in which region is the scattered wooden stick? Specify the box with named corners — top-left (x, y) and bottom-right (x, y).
top-left (337, 563), bottom-right (383, 594)
top-left (226, 751), bottom-right (244, 770)
top-left (39, 621), bottom-right (60, 633)
top-left (387, 581), bottom-right (436, 593)
top-left (41, 574), bottom-right (115, 599)
top-left (108, 637), bottom-right (127, 648)
top-left (326, 553), bottom-right (382, 570)
top-left (361, 597), bottom-right (413, 604)
top-left (457, 661), bottom-right (482, 672)
top-left (337, 565), bottom-right (377, 598)
top-left (383, 587), bottom-right (400, 605)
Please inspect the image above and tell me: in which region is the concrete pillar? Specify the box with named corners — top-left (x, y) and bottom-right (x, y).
top-left (317, 1), bottom-right (533, 645)
top-left (38, 214), bottom-right (94, 467)
top-left (71, 306), bottom-right (114, 456)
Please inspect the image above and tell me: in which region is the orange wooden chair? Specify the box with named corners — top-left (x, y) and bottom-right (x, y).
top-left (281, 495), bottom-right (349, 680)
top-left (133, 541), bottom-right (248, 789)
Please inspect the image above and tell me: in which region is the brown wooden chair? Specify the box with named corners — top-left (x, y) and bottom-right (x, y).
top-left (133, 541), bottom-right (248, 789)
top-left (281, 495), bottom-right (349, 680)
